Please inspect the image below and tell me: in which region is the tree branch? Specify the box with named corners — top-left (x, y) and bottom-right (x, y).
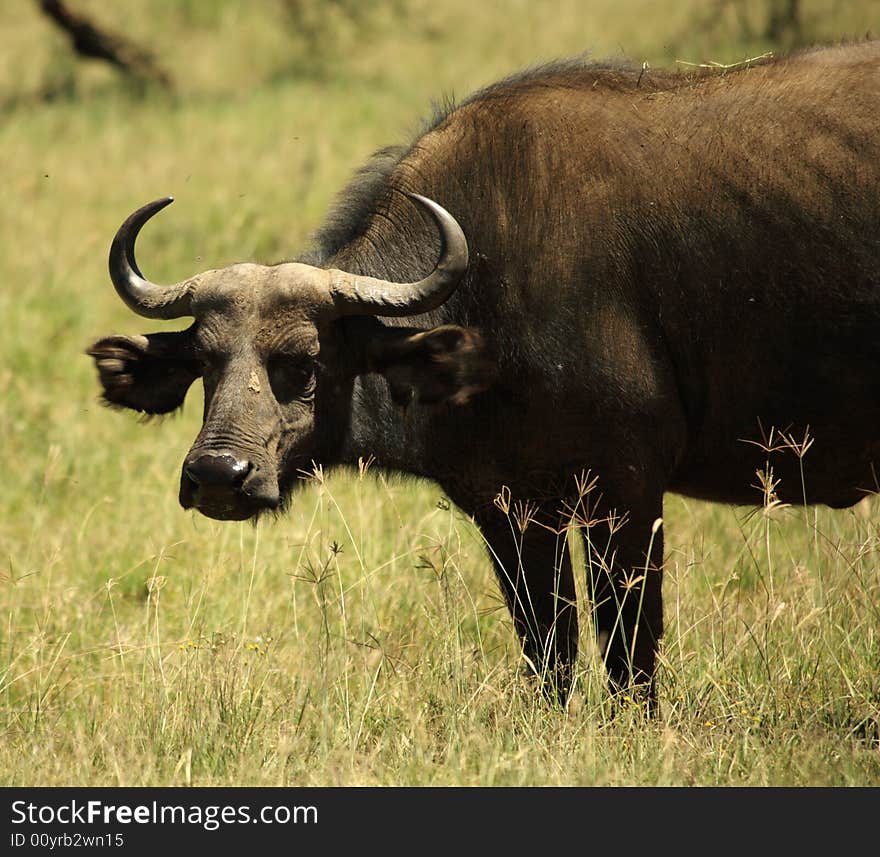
top-left (39, 0), bottom-right (173, 90)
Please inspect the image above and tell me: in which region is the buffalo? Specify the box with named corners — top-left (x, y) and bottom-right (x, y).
top-left (89, 41), bottom-right (880, 709)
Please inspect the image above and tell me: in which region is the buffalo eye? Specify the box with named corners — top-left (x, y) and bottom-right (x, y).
top-left (198, 351), bottom-right (225, 376)
top-left (267, 355), bottom-right (315, 403)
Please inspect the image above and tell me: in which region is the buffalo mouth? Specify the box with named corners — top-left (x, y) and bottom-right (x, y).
top-left (179, 458), bottom-right (281, 521)
top-left (179, 488), bottom-right (280, 521)
top-left (183, 496), bottom-right (266, 521)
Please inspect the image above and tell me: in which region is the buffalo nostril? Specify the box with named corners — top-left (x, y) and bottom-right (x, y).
top-left (184, 454), bottom-right (252, 488)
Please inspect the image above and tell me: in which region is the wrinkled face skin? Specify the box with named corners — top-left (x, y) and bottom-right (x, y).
top-left (89, 195), bottom-right (490, 520)
top-left (89, 262), bottom-right (491, 521)
top-left (90, 263), bottom-right (338, 520)
top-left (178, 264), bottom-right (332, 520)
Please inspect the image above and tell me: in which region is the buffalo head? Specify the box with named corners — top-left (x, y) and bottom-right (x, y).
top-left (88, 196), bottom-right (488, 521)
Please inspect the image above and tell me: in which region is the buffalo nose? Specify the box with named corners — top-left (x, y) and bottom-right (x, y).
top-left (184, 454), bottom-right (251, 488)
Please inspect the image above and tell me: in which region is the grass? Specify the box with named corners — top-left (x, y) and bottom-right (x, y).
top-left (1, 0), bottom-right (879, 786)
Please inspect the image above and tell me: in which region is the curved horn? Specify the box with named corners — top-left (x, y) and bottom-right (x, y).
top-left (108, 197), bottom-right (194, 320)
top-left (328, 193), bottom-right (468, 317)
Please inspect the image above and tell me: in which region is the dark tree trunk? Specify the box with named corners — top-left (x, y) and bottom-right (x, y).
top-left (766, 0), bottom-right (802, 40)
top-left (38, 0), bottom-right (173, 90)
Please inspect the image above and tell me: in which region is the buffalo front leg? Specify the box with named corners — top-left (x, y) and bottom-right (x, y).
top-left (580, 500), bottom-right (664, 711)
top-left (474, 509), bottom-right (579, 702)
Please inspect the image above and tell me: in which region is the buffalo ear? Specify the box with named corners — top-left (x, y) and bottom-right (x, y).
top-left (87, 331), bottom-right (200, 415)
top-left (369, 325), bottom-right (493, 407)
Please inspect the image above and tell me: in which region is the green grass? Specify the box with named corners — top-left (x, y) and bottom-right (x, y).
top-left (1, 0), bottom-right (878, 786)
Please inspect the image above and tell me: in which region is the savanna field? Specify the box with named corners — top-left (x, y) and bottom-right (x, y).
top-left (2, 0), bottom-right (879, 786)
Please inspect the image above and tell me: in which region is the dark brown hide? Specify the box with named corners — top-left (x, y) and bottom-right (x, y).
top-left (90, 42), bottom-right (880, 709)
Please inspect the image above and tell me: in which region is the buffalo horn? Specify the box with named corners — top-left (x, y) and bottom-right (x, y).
top-left (108, 197), bottom-right (194, 320)
top-left (328, 193), bottom-right (468, 317)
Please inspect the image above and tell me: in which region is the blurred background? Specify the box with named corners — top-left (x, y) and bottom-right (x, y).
top-left (5, 1), bottom-right (876, 274)
top-left (1, 1), bottom-right (878, 786)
